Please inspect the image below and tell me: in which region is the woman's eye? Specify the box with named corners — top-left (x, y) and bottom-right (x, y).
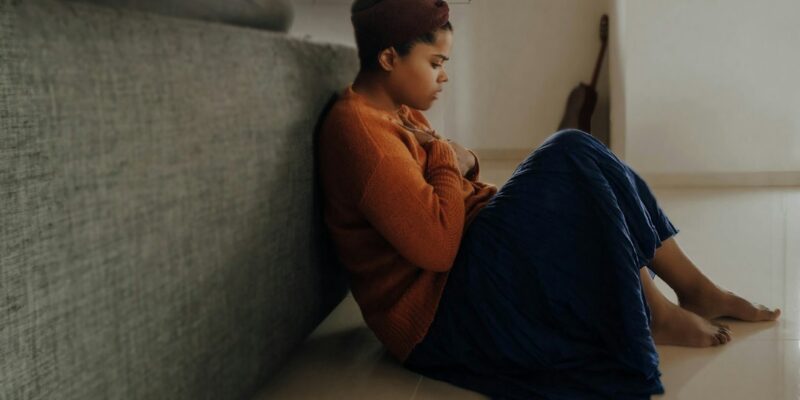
top-left (432, 64), bottom-right (442, 69)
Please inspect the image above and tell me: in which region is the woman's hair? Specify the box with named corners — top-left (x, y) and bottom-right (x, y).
top-left (351, 0), bottom-right (453, 72)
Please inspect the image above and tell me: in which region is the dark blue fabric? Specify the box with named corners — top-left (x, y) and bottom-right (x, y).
top-left (402, 129), bottom-right (679, 399)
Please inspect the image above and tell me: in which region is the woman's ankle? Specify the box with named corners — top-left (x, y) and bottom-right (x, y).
top-left (674, 278), bottom-right (719, 305)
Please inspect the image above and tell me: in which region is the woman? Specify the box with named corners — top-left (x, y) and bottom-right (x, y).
top-left (317, 0), bottom-right (781, 398)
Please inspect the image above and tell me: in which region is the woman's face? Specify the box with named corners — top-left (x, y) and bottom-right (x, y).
top-left (384, 29), bottom-right (452, 111)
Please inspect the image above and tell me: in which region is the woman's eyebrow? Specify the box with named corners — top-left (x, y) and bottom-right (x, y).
top-left (433, 54), bottom-right (450, 61)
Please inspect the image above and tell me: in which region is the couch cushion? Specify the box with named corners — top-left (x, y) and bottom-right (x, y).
top-left (66, 0), bottom-right (294, 31)
top-left (0, 0), bottom-right (357, 399)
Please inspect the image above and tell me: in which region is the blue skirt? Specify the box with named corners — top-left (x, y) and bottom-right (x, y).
top-left (402, 129), bottom-right (680, 399)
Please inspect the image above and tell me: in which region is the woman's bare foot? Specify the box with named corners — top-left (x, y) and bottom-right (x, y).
top-left (651, 300), bottom-right (732, 347)
top-left (677, 282), bottom-right (781, 322)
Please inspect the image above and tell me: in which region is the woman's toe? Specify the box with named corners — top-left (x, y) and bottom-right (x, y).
top-left (759, 305), bottom-right (781, 321)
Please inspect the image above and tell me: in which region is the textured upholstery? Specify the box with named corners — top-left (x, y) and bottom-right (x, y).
top-left (65, 0), bottom-right (295, 31)
top-left (0, 0), bottom-right (356, 399)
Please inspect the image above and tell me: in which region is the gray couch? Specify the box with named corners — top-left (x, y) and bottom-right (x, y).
top-left (0, 0), bottom-right (355, 398)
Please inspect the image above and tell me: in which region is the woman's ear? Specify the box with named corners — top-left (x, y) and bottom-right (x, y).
top-left (377, 47), bottom-right (398, 72)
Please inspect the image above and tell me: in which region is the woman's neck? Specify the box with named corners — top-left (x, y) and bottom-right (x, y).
top-left (351, 72), bottom-right (403, 116)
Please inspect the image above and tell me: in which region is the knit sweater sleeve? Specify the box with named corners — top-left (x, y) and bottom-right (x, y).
top-left (357, 138), bottom-right (465, 273)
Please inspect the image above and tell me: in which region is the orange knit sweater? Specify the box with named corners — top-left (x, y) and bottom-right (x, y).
top-left (318, 84), bottom-right (499, 363)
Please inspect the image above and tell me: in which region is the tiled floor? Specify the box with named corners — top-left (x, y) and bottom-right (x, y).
top-left (256, 159), bottom-right (799, 400)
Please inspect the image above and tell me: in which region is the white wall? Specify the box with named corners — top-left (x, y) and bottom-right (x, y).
top-left (288, 0), bottom-right (354, 47)
top-left (444, 0), bottom-right (612, 151)
top-left (616, 0), bottom-right (800, 176)
top-left (289, 0), bottom-right (613, 153)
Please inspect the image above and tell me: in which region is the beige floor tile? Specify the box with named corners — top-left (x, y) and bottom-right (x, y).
top-left (306, 291), bottom-right (365, 340)
top-left (412, 377), bottom-right (490, 400)
top-left (783, 191), bottom-right (800, 340)
top-left (654, 339), bottom-right (800, 399)
top-left (254, 313), bottom-right (421, 400)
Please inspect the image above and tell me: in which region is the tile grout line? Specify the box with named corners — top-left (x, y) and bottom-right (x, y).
top-left (408, 375), bottom-right (423, 400)
top-left (783, 191), bottom-right (789, 318)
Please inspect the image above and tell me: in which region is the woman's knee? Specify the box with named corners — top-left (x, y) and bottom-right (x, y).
top-left (551, 129), bottom-right (595, 144)
top-left (543, 129), bottom-right (601, 153)
top-left (523, 129), bottom-right (611, 170)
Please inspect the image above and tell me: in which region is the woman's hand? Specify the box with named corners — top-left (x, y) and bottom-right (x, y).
top-left (397, 113), bottom-right (439, 146)
top-left (444, 138), bottom-right (476, 177)
top-left (397, 113), bottom-right (475, 177)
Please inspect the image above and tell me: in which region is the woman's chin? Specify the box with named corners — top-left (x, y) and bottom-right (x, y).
top-left (418, 100), bottom-right (435, 110)
top-left (407, 97), bottom-right (436, 110)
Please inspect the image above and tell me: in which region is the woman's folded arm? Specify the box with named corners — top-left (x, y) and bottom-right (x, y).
top-left (357, 139), bottom-right (465, 272)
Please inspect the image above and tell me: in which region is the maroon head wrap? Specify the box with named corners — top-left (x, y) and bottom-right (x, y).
top-left (351, 0), bottom-right (450, 54)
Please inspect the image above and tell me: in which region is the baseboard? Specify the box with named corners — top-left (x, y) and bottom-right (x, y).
top-left (473, 148), bottom-right (800, 187)
top-left (637, 171), bottom-right (800, 188)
